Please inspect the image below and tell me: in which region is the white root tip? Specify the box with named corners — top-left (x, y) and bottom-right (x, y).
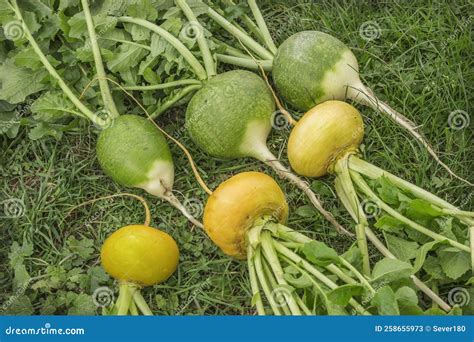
top-left (162, 192), bottom-right (205, 229)
top-left (348, 83), bottom-right (472, 186)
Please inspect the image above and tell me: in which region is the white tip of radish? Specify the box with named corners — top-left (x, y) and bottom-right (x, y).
top-left (348, 84), bottom-right (473, 186)
top-left (239, 120), bottom-right (272, 158)
top-left (320, 49), bottom-right (359, 102)
top-left (138, 160), bottom-right (175, 197)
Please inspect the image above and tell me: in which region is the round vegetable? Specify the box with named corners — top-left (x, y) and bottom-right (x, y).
top-left (101, 225), bottom-right (179, 286)
top-left (287, 100), bottom-right (473, 278)
top-left (204, 172), bottom-right (288, 258)
top-left (186, 70), bottom-right (275, 159)
top-left (288, 100), bottom-right (364, 177)
top-left (96, 115), bottom-right (174, 197)
top-left (273, 31), bottom-right (359, 111)
top-left (100, 224), bottom-right (179, 316)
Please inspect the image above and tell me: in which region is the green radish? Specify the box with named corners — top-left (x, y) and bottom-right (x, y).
top-left (287, 100), bottom-right (473, 285)
top-left (8, 0), bottom-right (202, 228)
top-left (96, 115), bottom-right (174, 197)
top-left (203, 1), bottom-right (470, 185)
top-left (119, 1), bottom-right (350, 236)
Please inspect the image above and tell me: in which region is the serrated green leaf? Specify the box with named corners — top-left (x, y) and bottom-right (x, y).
top-left (374, 215), bottom-right (406, 233)
top-left (150, 33), bottom-right (169, 57)
top-left (438, 248), bottom-right (470, 280)
top-left (8, 240), bottom-right (33, 269)
top-left (14, 47), bottom-right (43, 70)
top-left (405, 199), bottom-right (444, 221)
top-left (283, 265), bottom-right (312, 288)
top-left (395, 286), bottom-right (418, 305)
top-left (340, 243), bottom-right (362, 272)
top-left (384, 233), bottom-right (419, 261)
top-left (161, 16), bottom-right (182, 36)
top-left (66, 236), bottom-right (94, 260)
top-left (126, 0), bottom-right (158, 21)
top-left (13, 264), bottom-right (30, 289)
top-left (23, 11), bottom-right (41, 34)
top-left (66, 12), bottom-right (86, 39)
top-left (3, 295), bottom-right (34, 315)
top-left (59, 0), bottom-right (78, 11)
top-left (0, 0), bottom-right (14, 23)
top-left (106, 43), bottom-right (148, 72)
top-left (22, 0), bottom-right (52, 20)
top-left (327, 284), bottom-right (365, 306)
top-left (67, 293), bottom-right (96, 315)
top-left (124, 22), bottom-right (150, 41)
top-left (412, 240), bottom-right (443, 273)
top-left (28, 122), bottom-right (63, 140)
top-left (302, 241), bottom-right (340, 266)
top-left (371, 258), bottom-right (413, 284)
top-left (36, 16), bottom-right (60, 41)
top-left (31, 91), bottom-right (79, 122)
top-left (142, 66), bottom-right (159, 84)
top-left (396, 286), bottom-right (423, 315)
top-left (372, 285), bottom-right (399, 315)
top-left (376, 176), bottom-right (401, 206)
top-left (0, 59), bottom-right (47, 103)
top-left (423, 255), bottom-right (446, 279)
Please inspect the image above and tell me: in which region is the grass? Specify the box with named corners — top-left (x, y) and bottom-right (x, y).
top-left (0, 0), bottom-right (472, 315)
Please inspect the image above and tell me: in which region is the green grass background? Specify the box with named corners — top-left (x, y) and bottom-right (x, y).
top-left (0, 0), bottom-right (472, 314)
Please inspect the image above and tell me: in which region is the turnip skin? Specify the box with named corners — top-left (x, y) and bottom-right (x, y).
top-left (288, 100), bottom-right (364, 177)
top-left (273, 31), bottom-right (360, 112)
top-left (203, 172), bottom-right (288, 259)
top-left (101, 225), bottom-right (179, 287)
top-left (96, 115), bottom-right (174, 197)
top-left (185, 70), bottom-right (275, 159)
